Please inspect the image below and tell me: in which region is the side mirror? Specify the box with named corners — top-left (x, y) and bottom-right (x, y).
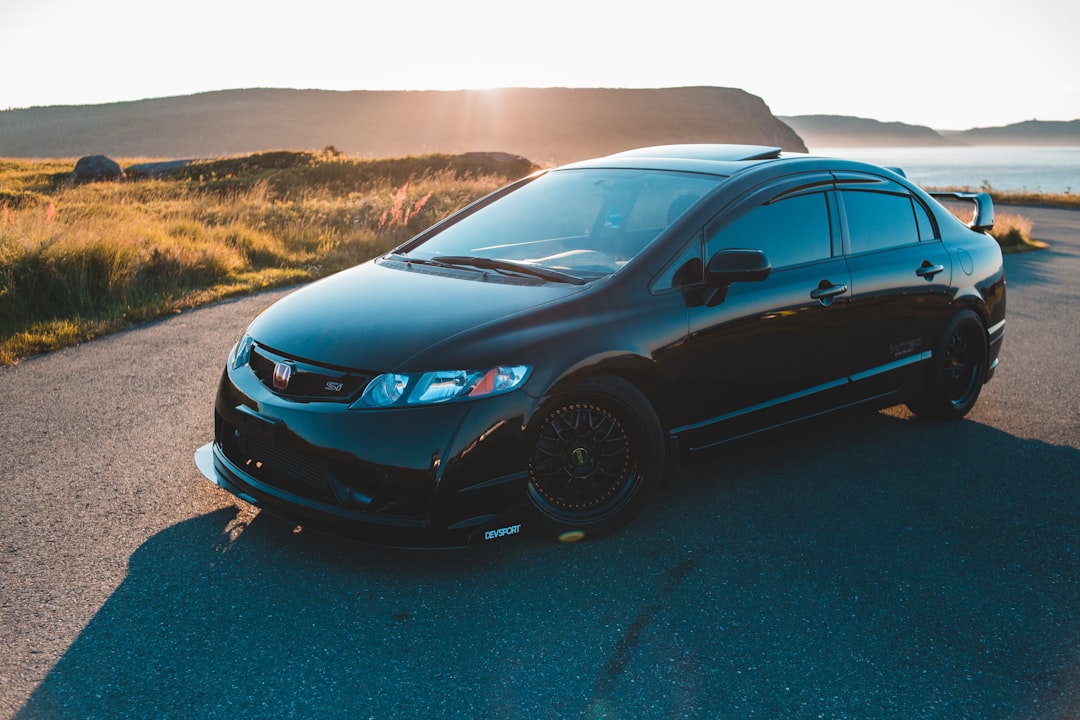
top-left (704, 249), bottom-right (771, 306)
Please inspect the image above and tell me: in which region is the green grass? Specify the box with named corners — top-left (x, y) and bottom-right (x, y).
top-left (0, 152), bottom-right (536, 365)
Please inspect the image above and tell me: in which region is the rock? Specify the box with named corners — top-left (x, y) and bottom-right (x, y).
top-left (125, 159), bottom-right (195, 179)
top-left (70, 155), bottom-right (125, 183)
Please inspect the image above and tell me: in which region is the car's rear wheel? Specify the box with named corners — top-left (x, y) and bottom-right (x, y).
top-left (907, 308), bottom-right (988, 420)
top-left (526, 374), bottom-right (663, 542)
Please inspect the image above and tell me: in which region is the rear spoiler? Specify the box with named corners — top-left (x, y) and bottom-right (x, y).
top-left (929, 191), bottom-right (995, 233)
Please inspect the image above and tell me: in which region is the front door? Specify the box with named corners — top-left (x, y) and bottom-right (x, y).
top-left (670, 183), bottom-right (853, 450)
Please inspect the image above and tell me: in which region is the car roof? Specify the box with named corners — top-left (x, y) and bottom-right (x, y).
top-left (556, 144), bottom-right (789, 176)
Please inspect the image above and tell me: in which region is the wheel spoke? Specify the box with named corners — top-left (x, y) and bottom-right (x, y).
top-left (907, 310), bottom-right (988, 421)
top-left (942, 326), bottom-right (982, 404)
top-left (529, 400), bottom-right (633, 513)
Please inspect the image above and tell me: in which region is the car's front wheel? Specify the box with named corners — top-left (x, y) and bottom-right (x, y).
top-left (526, 374), bottom-right (663, 542)
top-left (907, 308), bottom-right (989, 420)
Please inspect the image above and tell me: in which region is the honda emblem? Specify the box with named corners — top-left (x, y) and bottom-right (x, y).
top-left (272, 361), bottom-right (295, 390)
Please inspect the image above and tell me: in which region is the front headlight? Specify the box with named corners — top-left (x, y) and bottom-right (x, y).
top-left (230, 334), bottom-right (255, 369)
top-left (355, 365), bottom-right (530, 408)
top-left (365, 372), bottom-right (408, 405)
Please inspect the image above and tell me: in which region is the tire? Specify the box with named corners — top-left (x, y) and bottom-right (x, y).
top-left (526, 374), bottom-right (664, 542)
top-left (907, 308), bottom-right (988, 420)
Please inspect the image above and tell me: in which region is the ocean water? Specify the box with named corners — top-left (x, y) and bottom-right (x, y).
top-left (810, 146), bottom-right (1080, 194)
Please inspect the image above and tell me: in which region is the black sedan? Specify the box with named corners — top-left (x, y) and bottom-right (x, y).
top-left (195, 144), bottom-right (1005, 547)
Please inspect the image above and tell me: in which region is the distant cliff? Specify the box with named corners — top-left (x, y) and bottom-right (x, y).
top-left (950, 119), bottom-right (1080, 145)
top-left (0, 87), bottom-right (807, 164)
top-left (783, 114), bottom-right (1080, 148)
top-left (781, 115), bottom-right (956, 148)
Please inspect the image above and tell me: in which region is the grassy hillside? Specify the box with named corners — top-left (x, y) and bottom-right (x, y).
top-left (0, 151), bottom-right (535, 365)
top-left (0, 87), bottom-right (807, 164)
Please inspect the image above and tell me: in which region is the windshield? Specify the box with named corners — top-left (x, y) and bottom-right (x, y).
top-left (400, 168), bottom-right (724, 279)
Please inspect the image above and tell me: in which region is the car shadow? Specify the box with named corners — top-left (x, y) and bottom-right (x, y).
top-left (17, 410), bottom-right (1080, 719)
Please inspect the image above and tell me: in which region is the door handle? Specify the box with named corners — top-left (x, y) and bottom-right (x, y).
top-left (809, 282), bottom-right (848, 306)
top-left (916, 262), bottom-right (945, 280)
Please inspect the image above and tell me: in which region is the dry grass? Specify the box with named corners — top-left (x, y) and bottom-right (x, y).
top-left (990, 211), bottom-right (1048, 251)
top-left (938, 199), bottom-right (1047, 252)
top-left (988, 190), bottom-right (1079, 210)
top-left (0, 152), bottom-right (532, 365)
top-left (927, 183), bottom-right (1080, 210)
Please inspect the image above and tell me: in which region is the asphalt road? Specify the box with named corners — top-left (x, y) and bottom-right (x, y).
top-left (2, 207), bottom-right (1078, 719)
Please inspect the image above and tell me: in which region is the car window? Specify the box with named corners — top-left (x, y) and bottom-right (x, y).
top-left (403, 169), bottom-right (723, 278)
top-left (914, 198), bottom-right (937, 241)
top-left (842, 190), bottom-right (921, 253)
top-left (706, 192), bottom-right (832, 269)
top-left (623, 178), bottom-right (714, 232)
top-left (651, 233), bottom-right (704, 292)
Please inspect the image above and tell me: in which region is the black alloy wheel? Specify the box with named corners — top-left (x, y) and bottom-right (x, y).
top-left (908, 308), bottom-right (988, 420)
top-left (527, 374), bottom-right (663, 541)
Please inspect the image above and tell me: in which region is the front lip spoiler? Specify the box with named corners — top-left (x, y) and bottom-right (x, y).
top-left (194, 442), bottom-right (527, 549)
top-left (195, 442), bottom-right (262, 506)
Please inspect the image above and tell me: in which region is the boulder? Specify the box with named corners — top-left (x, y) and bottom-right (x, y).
top-left (125, 159), bottom-right (195, 179)
top-left (70, 155), bottom-right (125, 183)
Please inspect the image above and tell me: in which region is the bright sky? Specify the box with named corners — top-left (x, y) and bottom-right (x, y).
top-left (2, 0), bottom-right (1077, 130)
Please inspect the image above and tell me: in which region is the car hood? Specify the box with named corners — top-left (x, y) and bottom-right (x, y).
top-left (247, 259), bottom-right (591, 371)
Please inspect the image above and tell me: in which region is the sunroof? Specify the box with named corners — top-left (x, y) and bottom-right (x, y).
top-left (609, 144), bottom-right (783, 162)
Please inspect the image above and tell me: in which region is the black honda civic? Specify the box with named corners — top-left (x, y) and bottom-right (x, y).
top-left (196, 144), bottom-right (1006, 547)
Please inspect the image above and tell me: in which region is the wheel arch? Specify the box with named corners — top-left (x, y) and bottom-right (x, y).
top-left (530, 353), bottom-right (683, 483)
top-left (947, 291), bottom-right (992, 329)
top-left (533, 351), bottom-right (676, 433)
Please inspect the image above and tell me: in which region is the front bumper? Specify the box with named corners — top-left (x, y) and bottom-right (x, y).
top-left (196, 441), bottom-right (526, 547)
top-left (195, 366), bottom-right (538, 548)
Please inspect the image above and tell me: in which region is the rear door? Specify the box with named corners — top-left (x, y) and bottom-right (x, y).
top-left (835, 173), bottom-right (952, 395)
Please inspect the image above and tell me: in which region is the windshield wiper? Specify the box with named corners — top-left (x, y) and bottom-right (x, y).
top-left (387, 253), bottom-right (456, 269)
top-left (434, 256), bottom-right (587, 285)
